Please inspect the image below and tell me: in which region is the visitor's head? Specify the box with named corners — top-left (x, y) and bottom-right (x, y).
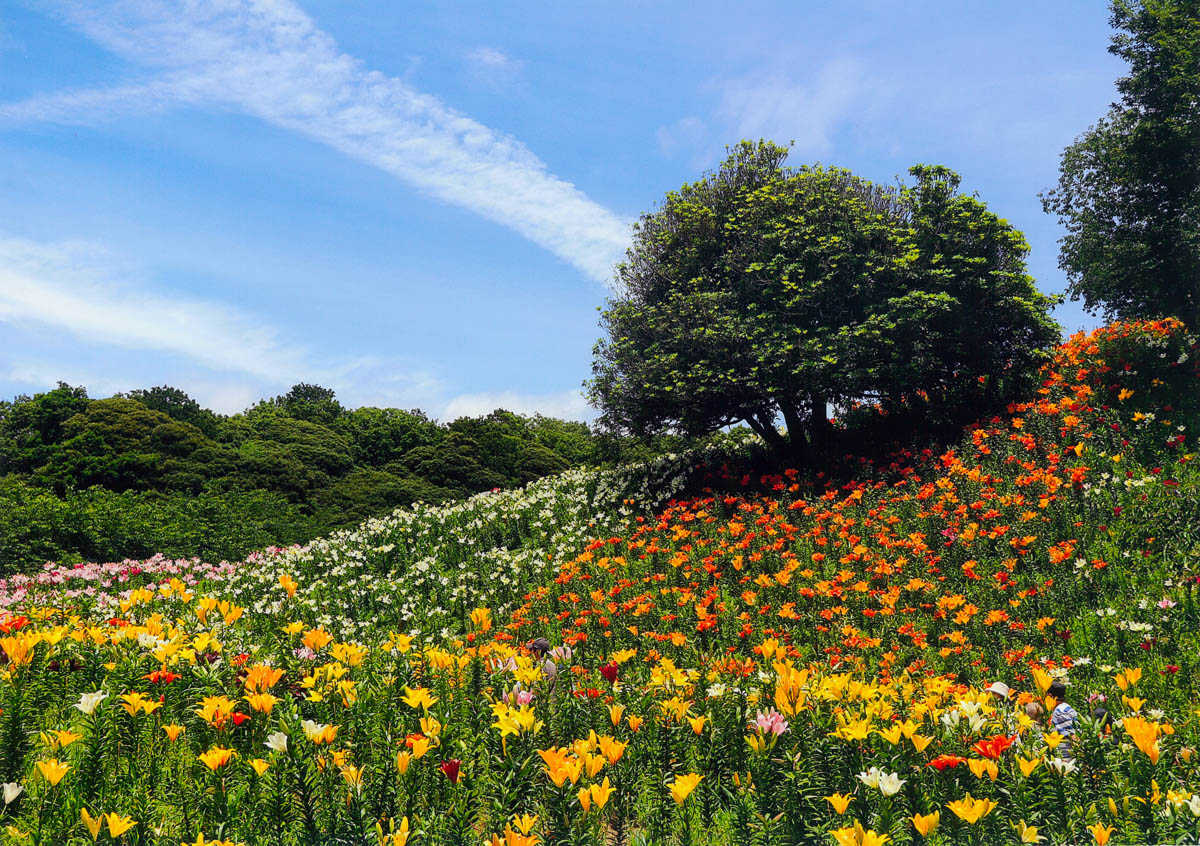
top-left (1047, 680), bottom-right (1068, 702)
top-left (986, 682), bottom-right (1011, 701)
top-left (1025, 701), bottom-right (1045, 719)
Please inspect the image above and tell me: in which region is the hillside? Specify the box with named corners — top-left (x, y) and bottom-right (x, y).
top-left (0, 387), bottom-right (685, 573)
top-left (0, 320), bottom-right (1198, 845)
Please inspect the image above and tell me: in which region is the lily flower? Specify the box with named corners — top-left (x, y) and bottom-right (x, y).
top-left (669, 772), bottom-right (702, 804)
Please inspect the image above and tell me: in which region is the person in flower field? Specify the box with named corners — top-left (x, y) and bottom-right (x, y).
top-left (1091, 707), bottom-right (1116, 743)
top-left (986, 682), bottom-right (1020, 737)
top-left (1048, 679), bottom-right (1080, 756)
top-left (1018, 701), bottom-right (1046, 749)
top-left (986, 681), bottom-right (1012, 703)
top-left (527, 636), bottom-right (559, 693)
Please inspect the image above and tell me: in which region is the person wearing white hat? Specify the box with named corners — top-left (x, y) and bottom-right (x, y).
top-left (985, 681), bottom-right (1021, 738)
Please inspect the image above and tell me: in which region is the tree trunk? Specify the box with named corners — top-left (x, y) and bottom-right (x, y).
top-left (774, 403), bottom-right (808, 468)
top-left (808, 392), bottom-right (832, 454)
top-left (747, 410), bottom-right (805, 466)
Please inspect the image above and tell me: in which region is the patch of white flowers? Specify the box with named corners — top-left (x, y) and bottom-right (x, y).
top-left (211, 435), bottom-right (758, 639)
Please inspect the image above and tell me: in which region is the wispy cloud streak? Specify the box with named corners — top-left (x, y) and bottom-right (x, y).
top-left (0, 235), bottom-right (454, 412)
top-left (0, 237), bottom-right (306, 382)
top-left (0, 1), bottom-right (630, 284)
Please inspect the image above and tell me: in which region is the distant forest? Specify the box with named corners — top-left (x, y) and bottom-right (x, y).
top-left (0, 382), bottom-right (685, 571)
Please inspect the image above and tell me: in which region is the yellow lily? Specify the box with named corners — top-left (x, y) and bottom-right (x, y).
top-left (826, 792), bottom-right (853, 814)
top-left (911, 811), bottom-right (939, 838)
top-left (590, 777), bottom-right (615, 809)
top-left (831, 821), bottom-right (890, 846)
top-left (401, 686), bottom-right (437, 712)
top-left (105, 814), bottom-right (136, 838)
top-left (947, 794), bottom-right (997, 825)
top-left (35, 759), bottom-right (70, 786)
top-left (250, 759), bottom-right (270, 777)
top-left (1015, 820), bottom-right (1045, 843)
top-left (1017, 755), bottom-right (1042, 778)
top-left (197, 747), bottom-right (236, 771)
top-left (669, 772), bottom-right (702, 804)
top-left (80, 808), bottom-right (103, 841)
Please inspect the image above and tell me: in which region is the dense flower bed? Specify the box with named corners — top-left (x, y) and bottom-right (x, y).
top-left (0, 320), bottom-right (1197, 845)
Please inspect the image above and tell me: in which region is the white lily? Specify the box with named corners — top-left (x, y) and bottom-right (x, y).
top-left (878, 772), bottom-right (906, 797)
top-left (1046, 756), bottom-right (1077, 776)
top-left (75, 691), bottom-right (108, 716)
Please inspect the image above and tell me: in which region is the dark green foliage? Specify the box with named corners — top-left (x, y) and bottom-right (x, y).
top-left (1042, 0), bottom-right (1200, 330)
top-left (525, 415), bottom-right (600, 466)
top-left (268, 382), bottom-right (346, 425)
top-left (0, 382), bottom-right (90, 476)
top-left (37, 398), bottom-right (183, 493)
top-left (0, 381), bottom-right (677, 571)
top-left (590, 141), bottom-right (1061, 462)
top-left (123, 385), bottom-right (221, 436)
top-left (401, 432), bottom-right (508, 494)
top-left (229, 412), bottom-right (357, 501)
top-left (342, 407), bottom-right (441, 466)
top-left (312, 467), bottom-right (454, 529)
top-left (447, 410), bottom-right (571, 486)
top-left (0, 477), bottom-right (317, 571)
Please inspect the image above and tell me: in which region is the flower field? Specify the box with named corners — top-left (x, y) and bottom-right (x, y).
top-left (0, 320), bottom-right (1198, 845)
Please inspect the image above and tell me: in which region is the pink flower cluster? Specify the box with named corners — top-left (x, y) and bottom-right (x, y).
top-left (753, 708), bottom-right (790, 736)
top-left (0, 554), bottom-right (241, 610)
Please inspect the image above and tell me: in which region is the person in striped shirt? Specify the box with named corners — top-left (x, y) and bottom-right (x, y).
top-left (1047, 679), bottom-right (1079, 757)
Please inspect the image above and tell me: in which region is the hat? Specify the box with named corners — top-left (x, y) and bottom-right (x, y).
top-left (986, 682), bottom-right (1011, 699)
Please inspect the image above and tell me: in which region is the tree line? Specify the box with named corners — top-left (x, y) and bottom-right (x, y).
top-left (0, 383), bottom-right (685, 572)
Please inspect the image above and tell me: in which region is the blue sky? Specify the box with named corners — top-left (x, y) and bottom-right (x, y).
top-left (0, 1), bottom-right (1123, 419)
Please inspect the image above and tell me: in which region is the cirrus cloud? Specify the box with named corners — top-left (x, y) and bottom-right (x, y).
top-left (0, 0), bottom-right (630, 286)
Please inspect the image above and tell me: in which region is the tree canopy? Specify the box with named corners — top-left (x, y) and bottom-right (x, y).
top-left (1041, 0), bottom-right (1200, 330)
top-left (589, 141), bottom-right (1061, 460)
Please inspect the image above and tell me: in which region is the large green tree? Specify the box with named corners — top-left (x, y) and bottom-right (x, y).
top-left (268, 383), bottom-right (345, 425)
top-left (124, 386), bottom-right (221, 436)
top-left (1041, 0), bottom-right (1200, 330)
top-left (589, 141), bottom-right (1060, 461)
top-left (0, 383), bottom-right (90, 476)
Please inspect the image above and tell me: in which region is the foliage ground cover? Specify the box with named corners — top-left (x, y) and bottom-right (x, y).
top-left (0, 321), bottom-right (1198, 845)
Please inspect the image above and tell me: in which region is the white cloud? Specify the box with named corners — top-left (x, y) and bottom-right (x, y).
top-left (0, 235), bottom-right (450, 414)
top-left (0, 360), bottom-right (127, 401)
top-left (0, 237), bottom-right (306, 382)
top-left (441, 389), bottom-right (593, 422)
top-left (178, 381), bottom-right (264, 416)
top-left (0, 77), bottom-right (196, 122)
top-left (0, 365), bottom-right (261, 415)
top-left (0, 0), bottom-right (629, 285)
top-left (653, 58), bottom-right (870, 169)
top-left (321, 356), bottom-right (445, 412)
top-left (464, 46), bottom-right (525, 76)
top-left (0, 236), bottom-right (596, 421)
top-left (462, 46), bottom-right (527, 93)
top-left (0, 19), bottom-right (17, 53)
top-left (713, 57), bottom-right (868, 157)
